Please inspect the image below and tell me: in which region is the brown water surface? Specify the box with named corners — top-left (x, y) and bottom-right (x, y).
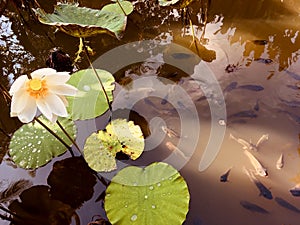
top-left (0, 0), bottom-right (300, 225)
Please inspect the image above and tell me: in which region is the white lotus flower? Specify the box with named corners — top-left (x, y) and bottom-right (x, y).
top-left (9, 68), bottom-right (77, 123)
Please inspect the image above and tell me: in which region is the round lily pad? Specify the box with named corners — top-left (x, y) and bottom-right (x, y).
top-left (106, 119), bottom-right (144, 160)
top-left (83, 131), bottom-right (122, 172)
top-left (66, 69), bottom-right (115, 120)
top-left (9, 116), bottom-right (76, 169)
top-left (33, 3), bottom-right (126, 38)
top-left (102, 1), bottom-right (134, 15)
top-left (104, 162), bottom-right (190, 225)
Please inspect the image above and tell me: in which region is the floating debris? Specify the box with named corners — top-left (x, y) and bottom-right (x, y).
top-left (240, 200), bottom-right (269, 214)
top-left (276, 153), bottom-right (284, 170)
top-left (274, 197), bottom-right (300, 213)
top-left (243, 167), bottom-right (272, 199)
top-left (220, 168), bottom-right (232, 182)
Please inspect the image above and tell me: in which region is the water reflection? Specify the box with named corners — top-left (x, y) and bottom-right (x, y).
top-left (0, 0), bottom-right (300, 225)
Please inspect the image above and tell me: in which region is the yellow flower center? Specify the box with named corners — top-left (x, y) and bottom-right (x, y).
top-left (29, 79), bottom-right (42, 91)
top-left (27, 78), bottom-right (48, 99)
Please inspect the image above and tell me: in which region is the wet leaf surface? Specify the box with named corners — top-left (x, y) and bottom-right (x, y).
top-left (47, 157), bottom-right (97, 209)
top-left (9, 185), bottom-right (75, 225)
top-left (102, 1), bottom-right (134, 15)
top-left (106, 119), bottom-right (144, 160)
top-left (104, 162), bottom-right (190, 225)
top-left (9, 116), bottom-right (76, 169)
top-left (84, 119), bottom-right (144, 172)
top-left (66, 69), bottom-right (115, 120)
top-left (34, 3), bottom-right (127, 38)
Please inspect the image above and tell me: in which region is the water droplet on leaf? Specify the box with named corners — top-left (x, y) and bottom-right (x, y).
top-left (130, 214), bottom-right (137, 221)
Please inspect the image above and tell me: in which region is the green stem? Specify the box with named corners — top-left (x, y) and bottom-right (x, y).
top-left (0, 127), bottom-right (10, 138)
top-left (34, 117), bottom-right (75, 157)
top-left (116, 0), bottom-right (127, 16)
top-left (81, 38), bottom-right (113, 114)
top-left (56, 120), bottom-right (81, 154)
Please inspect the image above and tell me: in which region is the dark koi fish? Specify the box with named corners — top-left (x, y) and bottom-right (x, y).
top-left (237, 84), bottom-right (264, 91)
top-left (228, 110), bottom-right (258, 119)
top-left (275, 197), bottom-right (300, 213)
top-left (254, 58), bottom-right (273, 64)
top-left (220, 167), bottom-right (232, 182)
top-left (243, 167), bottom-right (273, 200)
top-left (240, 201), bottom-right (269, 214)
top-left (284, 70), bottom-right (300, 81)
top-left (223, 81), bottom-right (238, 93)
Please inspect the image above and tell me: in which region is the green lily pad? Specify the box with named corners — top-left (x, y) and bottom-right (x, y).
top-left (83, 131), bottom-right (122, 172)
top-left (104, 162), bottom-right (190, 225)
top-left (9, 116), bottom-right (76, 169)
top-left (33, 3), bottom-right (126, 38)
top-left (66, 69), bottom-right (115, 120)
top-left (106, 119), bottom-right (144, 160)
top-left (158, 0), bottom-right (180, 6)
top-left (102, 1), bottom-right (134, 15)
top-left (83, 119), bottom-right (144, 172)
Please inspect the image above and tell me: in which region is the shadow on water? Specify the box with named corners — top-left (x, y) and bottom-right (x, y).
top-left (0, 0), bottom-right (300, 225)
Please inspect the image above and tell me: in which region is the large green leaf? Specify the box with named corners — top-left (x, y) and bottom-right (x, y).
top-left (102, 1), bottom-right (134, 15)
top-left (33, 3), bottom-right (126, 38)
top-left (9, 116), bottom-right (76, 169)
top-left (66, 69), bottom-right (115, 120)
top-left (104, 162), bottom-right (190, 225)
top-left (83, 119), bottom-right (144, 172)
top-left (106, 119), bottom-right (144, 160)
top-left (83, 131), bottom-right (122, 172)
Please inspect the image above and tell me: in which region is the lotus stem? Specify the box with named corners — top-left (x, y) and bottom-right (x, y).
top-left (56, 120), bottom-right (81, 154)
top-left (34, 117), bottom-right (75, 157)
top-left (81, 37), bottom-right (113, 114)
top-left (186, 8), bottom-right (200, 56)
top-left (116, 0), bottom-right (127, 16)
top-left (0, 127), bottom-right (10, 139)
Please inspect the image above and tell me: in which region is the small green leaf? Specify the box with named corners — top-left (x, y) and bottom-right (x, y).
top-left (33, 3), bottom-right (126, 38)
top-left (66, 69), bottom-right (115, 120)
top-left (104, 162), bottom-right (190, 225)
top-left (83, 119), bottom-right (144, 172)
top-left (9, 116), bottom-right (76, 169)
top-left (158, 0), bottom-right (180, 6)
top-left (102, 1), bottom-right (134, 15)
top-left (106, 119), bottom-right (144, 160)
top-left (83, 131), bottom-right (122, 172)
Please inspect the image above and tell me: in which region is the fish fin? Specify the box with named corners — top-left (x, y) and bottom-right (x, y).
top-left (256, 134), bottom-right (269, 147)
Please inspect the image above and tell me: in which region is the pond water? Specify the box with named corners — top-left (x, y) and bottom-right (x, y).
top-left (0, 0), bottom-right (300, 225)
